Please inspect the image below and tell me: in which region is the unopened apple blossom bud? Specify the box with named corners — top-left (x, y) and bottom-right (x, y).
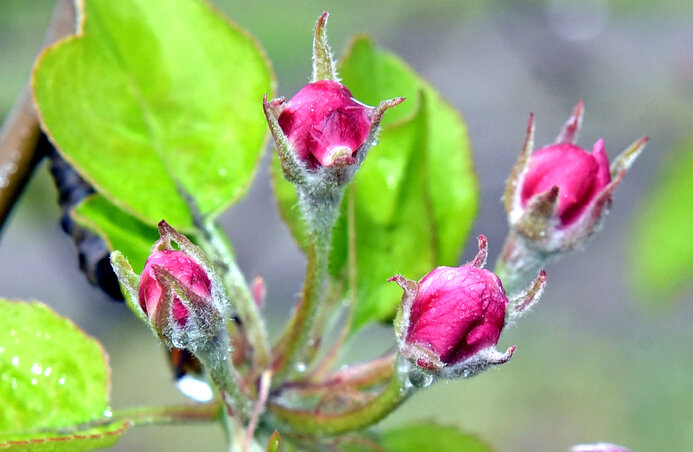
top-left (499, 102), bottom-right (647, 295)
top-left (390, 236), bottom-right (521, 380)
top-left (504, 101), bottom-right (647, 254)
top-left (112, 220), bottom-right (230, 353)
top-left (520, 139), bottom-right (611, 227)
top-left (262, 12), bottom-right (404, 235)
top-left (111, 222), bottom-right (245, 412)
top-left (139, 249), bottom-right (212, 327)
top-left (251, 275), bottom-right (266, 309)
top-left (277, 80), bottom-right (374, 169)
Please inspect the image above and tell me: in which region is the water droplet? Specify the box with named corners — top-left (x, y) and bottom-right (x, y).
top-left (371, 138), bottom-right (379, 146)
top-left (31, 378), bottom-right (38, 386)
top-left (103, 409), bottom-right (113, 418)
top-left (295, 362), bottom-right (307, 373)
top-left (31, 364), bottom-right (42, 375)
top-left (58, 377), bottom-right (66, 385)
top-left (11, 356), bottom-right (19, 366)
top-left (462, 369), bottom-right (471, 378)
top-left (10, 378), bottom-right (18, 390)
top-left (176, 375), bottom-right (214, 402)
top-left (408, 369), bottom-right (433, 388)
top-left (43, 367), bottom-right (53, 377)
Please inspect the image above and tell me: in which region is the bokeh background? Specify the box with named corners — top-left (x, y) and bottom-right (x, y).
top-left (2, 0), bottom-right (693, 450)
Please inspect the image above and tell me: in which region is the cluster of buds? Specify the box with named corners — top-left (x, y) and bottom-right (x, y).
top-left (390, 236), bottom-right (546, 382)
top-left (102, 11), bottom-right (647, 448)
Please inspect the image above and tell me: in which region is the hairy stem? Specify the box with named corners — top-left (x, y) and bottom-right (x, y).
top-left (495, 229), bottom-right (547, 297)
top-left (271, 178), bottom-right (343, 381)
top-left (285, 351), bottom-right (397, 394)
top-left (272, 232), bottom-right (330, 380)
top-left (268, 360), bottom-right (411, 435)
top-left (201, 221), bottom-right (271, 369)
top-left (196, 330), bottom-right (251, 421)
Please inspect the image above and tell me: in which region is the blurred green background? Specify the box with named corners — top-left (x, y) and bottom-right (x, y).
top-left (2, 0), bottom-right (693, 451)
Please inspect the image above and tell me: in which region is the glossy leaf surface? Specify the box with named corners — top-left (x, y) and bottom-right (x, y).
top-left (33, 0), bottom-right (273, 229)
top-left (0, 300), bottom-right (124, 450)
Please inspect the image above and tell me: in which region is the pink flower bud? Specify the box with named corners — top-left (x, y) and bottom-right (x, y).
top-left (277, 80), bottom-right (374, 168)
top-left (520, 140), bottom-right (611, 227)
top-left (391, 236), bottom-right (519, 378)
top-left (504, 102), bottom-right (647, 254)
top-left (138, 249), bottom-right (212, 326)
top-left (406, 265), bottom-right (508, 368)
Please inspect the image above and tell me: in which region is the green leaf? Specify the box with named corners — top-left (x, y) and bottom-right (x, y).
top-left (271, 37), bottom-right (477, 332)
top-left (0, 299), bottom-right (125, 449)
top-left (338, 422), bottom-right (493, 452)
top-left (380, 422), bottom-right (493, 452)
top-left (33, 0), bottom-right (274, 229)
top-left (266, 430), bottom-right (282, 452)
top-left (71, 194), bottom-right (160, 273)
top-left (630, 139), bottom-right (693, 304)
top-left (0, 421), bottom-right (129, 451)
top-left (339, 37), bottom-right (477, 268)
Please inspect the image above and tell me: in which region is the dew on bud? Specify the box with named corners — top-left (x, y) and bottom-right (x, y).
top-left (295, 362), bottom-right (307, 373)
top-left (177, 374), bottom-right (214, 402)
top-left (408, 369), bottom-right (433, 388)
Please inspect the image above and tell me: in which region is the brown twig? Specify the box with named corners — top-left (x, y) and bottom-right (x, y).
top-left (0, 0), bottom-right (76, 232)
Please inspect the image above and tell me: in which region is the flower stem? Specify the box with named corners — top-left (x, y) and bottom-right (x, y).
top-left (272, 231), bottom-right (330, 380)
top-left (201, 221), bottom-right (271, 368)
top-left (195, 330), bottom-right (251, 421)
top-left (268, 358), bottom-right (411, 435)
top-left (285, 351), bottom-right (397, 394)
top-left (495, 229), bottom-right (547, 297)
